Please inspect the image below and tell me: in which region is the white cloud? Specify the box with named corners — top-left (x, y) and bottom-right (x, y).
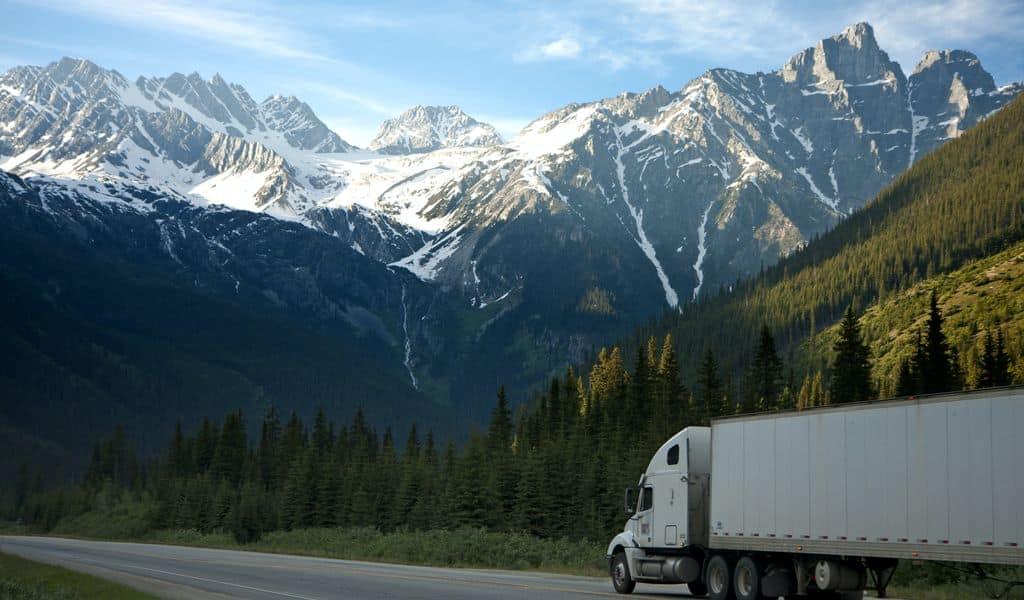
top-left (296, 81), bottom-right (404, 116)
top-left (856, 0), bottom-right (1024, 74)
top-left (21, 0), bottom-right (339, 63)
top-left (539, 37), bottom-right (582, 59)
top-left (502, 0), bottom-right (1022, 78)
top-left (518, 35), bottom-right (586, 62)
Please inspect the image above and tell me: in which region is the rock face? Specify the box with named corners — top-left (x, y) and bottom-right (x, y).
top-left (0, 24), bottom-right (1021, 415)
top-left (909, 50), bottom-right (1019, 157)
top-left (369, 105), bottom-right (503, 154)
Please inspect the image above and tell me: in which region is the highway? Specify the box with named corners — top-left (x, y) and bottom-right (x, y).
top-left (0, 536), bottom-right (700, 599)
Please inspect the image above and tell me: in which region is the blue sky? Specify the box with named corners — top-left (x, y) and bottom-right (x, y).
top-left (2, 0), bottom-right (1022, 146)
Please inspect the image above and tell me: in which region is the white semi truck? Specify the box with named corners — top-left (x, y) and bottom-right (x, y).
top-left (606, 386), bottom-right (1024, 599)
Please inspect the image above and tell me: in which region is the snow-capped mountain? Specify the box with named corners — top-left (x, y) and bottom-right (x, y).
top-left (0, 57), bottom-right (356, 215)
top-left (369, 105), bottom-right (503, 154)
top-left (0, 23), bottom-right (1020, 412)
top-left (373, 22), bottom-right (1021, 308)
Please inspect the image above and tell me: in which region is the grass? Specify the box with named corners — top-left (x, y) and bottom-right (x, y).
top-left (888, 583), bottom-right (1024, 599)
top-left (146, 526), bottom-right (609, 576)
top-left (0, 550), bottom-right (155, 599)
top-left (49, 502), bottom-right (153, 541)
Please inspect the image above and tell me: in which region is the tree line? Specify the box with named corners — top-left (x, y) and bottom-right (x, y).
top-left (9, 294), bottom-right (1015, 545)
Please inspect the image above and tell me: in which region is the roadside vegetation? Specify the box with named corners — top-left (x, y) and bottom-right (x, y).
top-left (0, 550), bottom-right (154, 599)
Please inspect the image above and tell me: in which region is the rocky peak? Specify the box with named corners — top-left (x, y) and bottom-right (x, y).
top-left (259, 95), bottom-right (355, 153)
top-left (782, 22), bottom-right (901, 87)
top-left (369, 105), bottom-right (503, 154)
top-left (912, 50), bottom-right (996, 93)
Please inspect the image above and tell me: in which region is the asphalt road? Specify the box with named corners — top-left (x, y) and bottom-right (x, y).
top-left (0, 536), bottom-right (702, 599)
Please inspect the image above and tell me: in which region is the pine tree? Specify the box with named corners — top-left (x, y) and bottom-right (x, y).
top-left (746, 324), bottom-right (784, 410)
top-left (697, 348), bottom-right (724, 422)
top-left (394, 425), bottom-right (422, 528)
top-left (257, 407), bottom-right (282, 489)
top-left (829, 306), bottom-right (873, 404)
top-left (657, 334), bottom-right (685, 433)
top-left (194, 418), bottom-right (218, 474)
top-left (211, 411), bottom-right (246, 486)
top-left (168, 421), bottom-right (190, 478)
top-left (980, 329), bottom-right (1013, 388)
top-left (486, 387), bottom-right (517, 529)
top-left (994, 329), bottom-right (1012, 386)
top-left (896, 358), bottom-right (917, 396)
top-left (312, 406), bottom-right (333, 456)
top-left (375, 429), bottom-right (399, 531)
top-left (921, 291), bottom-right (954, 394)
top-left (232, 482), bottom-right (264, 544)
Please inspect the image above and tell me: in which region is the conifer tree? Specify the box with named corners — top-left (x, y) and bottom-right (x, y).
top-left (487, 387), bottom-right (517, 529)
top-left (168, 421), bottom-right (190, 478)
top-left (257, 407), bottom-right (282, 489)
top-left (829, 306), bottom-right (873, 404)
top-left (921, 291), bottom-right (954, 393)
top-left (657, 334), bottom-right (685, 433)
top-left (697, 348), bottom-right (724, 422)
top-left (994, 329), bottom-right (1012, 386)
top-left (212, 411), bottom-right (247, 486)
top-left (746, 324), bottom-right (784, 410)
top-left (194, 418), bottom-right (218, 474)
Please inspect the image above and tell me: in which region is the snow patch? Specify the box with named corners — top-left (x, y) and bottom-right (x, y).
top-left (692, 200), bottom-right (714, 300)
top-left (391, 225), bottom-right (464, 281)
top-left (613, 130), bottom-right (679, 308)
top-left (795, 167), bottom-right (838, 211)
top-left (792, 127), bottom-right (813, 155)
top-left (400, 285), bottom-right (418, 390)
top-left (190, 170), bottom-right (273, 212)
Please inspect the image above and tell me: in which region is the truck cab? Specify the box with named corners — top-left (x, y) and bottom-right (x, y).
top-left (607, 427), bottom-right (711, 594)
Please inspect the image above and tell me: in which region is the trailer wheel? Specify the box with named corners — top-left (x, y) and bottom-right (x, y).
top-left (610, 552), bottom-right (635, 594)
top-left (733, 556), bottom-right (762, 600)
top-left (706, 555), bottom-right (734, 600)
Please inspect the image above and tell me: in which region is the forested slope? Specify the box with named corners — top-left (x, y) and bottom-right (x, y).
top-left (625, 94), bottom-right (1024, 390)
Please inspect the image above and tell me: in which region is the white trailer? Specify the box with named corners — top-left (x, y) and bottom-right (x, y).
top-left (606, 386), bottom-right (1024, 599)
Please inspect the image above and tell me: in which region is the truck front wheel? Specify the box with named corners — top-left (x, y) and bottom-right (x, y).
top-left (610, 552), bottom-right (636, 594)
top-left (706, 554), bottom-right (734, 600)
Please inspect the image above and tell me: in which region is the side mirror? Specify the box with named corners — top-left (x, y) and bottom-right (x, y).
top-left (624, 486), bottom-right (635, 515)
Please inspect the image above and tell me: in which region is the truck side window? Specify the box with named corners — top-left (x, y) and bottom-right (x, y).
top-left (640, 486), bottom-right (653, 511)
top-left (667, 444), bottom-right (679, 465)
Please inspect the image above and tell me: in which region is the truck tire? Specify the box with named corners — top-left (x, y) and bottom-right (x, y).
top-left (706, 555), bottom-right (735, 600)
top-left (610, 552), bottom-right (636, 594)
top-left (733, 556), bottom-right (762, 600)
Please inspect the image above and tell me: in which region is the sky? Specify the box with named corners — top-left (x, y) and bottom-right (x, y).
top-left (2, 0), bottom-right (1022, 146)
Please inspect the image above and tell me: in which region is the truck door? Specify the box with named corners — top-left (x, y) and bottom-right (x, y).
top-left (637, 485), bottom-right (654, 546)
top-left (653, 442), bottom-right (684, 548)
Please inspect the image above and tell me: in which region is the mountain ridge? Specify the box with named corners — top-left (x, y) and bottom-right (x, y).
top-left (1, 24), bottom-right (1021, 469)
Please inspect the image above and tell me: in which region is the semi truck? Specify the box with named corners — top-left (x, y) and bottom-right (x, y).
top-left (606, 386), bottom-right (1024, 599)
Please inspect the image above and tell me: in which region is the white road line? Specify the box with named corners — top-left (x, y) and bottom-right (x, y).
top-left (82, 560), bottom-right (324, 600)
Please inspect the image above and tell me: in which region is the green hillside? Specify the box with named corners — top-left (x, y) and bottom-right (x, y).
top-left (627, 93), bottom-right (1024, 392)
top-left (809, 240), bottom-right (1024, 396)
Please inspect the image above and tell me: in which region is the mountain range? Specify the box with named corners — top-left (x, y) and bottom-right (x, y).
top-left (1, 22), bottom-right (1020, 476)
